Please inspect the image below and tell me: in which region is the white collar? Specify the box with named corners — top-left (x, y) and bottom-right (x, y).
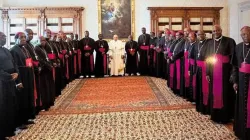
top-left (214, 36), bottom-right (223, 41)
top-left (245, 43), bottom-right (249, 45)
top-left (200, 39), bottom-right (206, 43)
top-left (190, 41), bottom-right (196, 46)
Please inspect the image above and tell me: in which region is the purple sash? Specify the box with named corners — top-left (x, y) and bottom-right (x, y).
top-left (48, 53), bottom-right (56, 60)
top-left (84, 46), bottom-right (91, 51)
top-left (170, 63), bottom-right (174, 88)
top-left (140, 46), bottom-right (149, 50)
top-left (184, 51), bottom-right (189, 87)
top-left (190, 59), bottom-right (196, 99)
top-left (212, 54), bottom-right (230, 109)
top-left (168, 50), bottom-right (172, 58)
top-left (239, 63), bottom-right (250, 128)
top-left (62, 50), bottom-right (67, 55)
top-left (197, 60), bottom-right (209, 105)
top-left (176, 59), bottom-right (181, 89)
top-left (140, 46), bottom-right (150, 66)
top-left (193, 74), bottom-right (196, 100)
top-left (77, 49), bottom-right (81, 73)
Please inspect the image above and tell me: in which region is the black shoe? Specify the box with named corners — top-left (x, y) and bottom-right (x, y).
top-left (26, 120), bottom-right (35, 125)
top-left (18, 125), bottom-right (28, 130)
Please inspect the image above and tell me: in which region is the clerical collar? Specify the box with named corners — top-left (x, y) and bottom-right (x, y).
top-left (245, 43), bottom-right (249, 46)
top-left (200, 39), bottom-right (206, 43)
top-left (190, 41), bottom-right (196, 46)
top-left (214, 36), bottom-right (223, 41)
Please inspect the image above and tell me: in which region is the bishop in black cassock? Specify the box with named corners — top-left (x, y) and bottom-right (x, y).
top-left (231, 26), bottom-right (250, 140)
top-left (79, 31), bottom-right (95, 78)
top-left (195, 31), bottom-right (211, 114)
top-left (138, 27), bottom-right (150, 75)
top-left (35, 36), bottom-right (55, 110)
top-left (171, 31), bottom-right (185, 96)
top-left (10, 32), bottom-right (36, 127)
top-left (95, 34), bottom-right (109, 77)
top-left (125, 35), bottom-right (138, 76)
top-left (206, 25), bottom-right (236, 123)
top-left (0, 32), bottom-right (21, 138)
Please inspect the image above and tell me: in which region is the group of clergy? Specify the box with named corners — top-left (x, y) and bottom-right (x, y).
top-left (0, 29), bottom-right (85, 139)
top-left (1, 24), bottom-right (250, 140)
top-left (157, 25), bottom-right (250, 140)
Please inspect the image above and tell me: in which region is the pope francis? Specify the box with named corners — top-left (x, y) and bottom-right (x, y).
top-left (108, 34), bottom-right (125, 76)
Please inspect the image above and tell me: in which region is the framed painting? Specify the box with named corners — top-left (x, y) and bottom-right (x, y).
top-left (98, 0), bottom-right (135, 40)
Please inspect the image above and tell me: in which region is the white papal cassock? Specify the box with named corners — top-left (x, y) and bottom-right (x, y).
top-left (108, 40), bottom-right (125, 76)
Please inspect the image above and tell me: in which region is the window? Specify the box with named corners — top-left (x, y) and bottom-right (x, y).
top-left (1, 7), bottom-right (84, 48)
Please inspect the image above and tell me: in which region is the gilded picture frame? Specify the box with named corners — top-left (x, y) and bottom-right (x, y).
top-left (98, 0), bottom-right (135, 41)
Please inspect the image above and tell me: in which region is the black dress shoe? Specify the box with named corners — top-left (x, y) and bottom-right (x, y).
top-left (26, 120), bottom-right (35, 125)
top-left (18, 125), bottom-right (28, 130)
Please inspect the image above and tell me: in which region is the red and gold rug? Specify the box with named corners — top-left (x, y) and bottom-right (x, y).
top-left (44, 77), bottom-right (193, 115)
top-left (9, 77), bottom-right (237, 140)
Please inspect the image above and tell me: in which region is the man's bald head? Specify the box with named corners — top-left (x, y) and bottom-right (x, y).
top-left (184, 27), bottom-right (192, 37)
top-left (197, 30), bottom-right (206, 41)
top-left (85, 31), bottom-right (89, 38)
top-left (25, 28), bottom-right (34, 42)
top-left (240, 26), bottom-right (250, 43)
top-left (44, 29), bottom-right (52, 39)
top-left (57, 31), bottom-right (64, 41)
top-left (188, 32), bottom-right (197, 43)
top-left (142, 27), bottom-right (146, 34)
top-left (0, 32), bottom-right (7, 47)
top-left (128, 35), bottom-right (133, 41)
top-left (38, 36), bottom-right (46, 47)
top-left (212, 25), bottom-right (222, 39)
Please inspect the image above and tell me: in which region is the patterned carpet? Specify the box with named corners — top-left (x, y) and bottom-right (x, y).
top-left (43, 77), bottom-right (193, 115)
top-left (11, 109), bottom-right (237, 140)
top-left (9, 77), bottom-right (238, 140)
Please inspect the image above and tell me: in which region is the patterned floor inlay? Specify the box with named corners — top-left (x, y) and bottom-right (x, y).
top-left (43, 77), bottom-right (193, 115)
top-left (10, 109), bottom-right (237, 140)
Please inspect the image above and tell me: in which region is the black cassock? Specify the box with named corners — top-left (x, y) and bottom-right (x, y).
top-left (206, 36), bottom-right (236, 123)
top-left (138, 33), bottom-right (150, 75)
top-left (45, 40), bottom-right (62, 97)
top-left (51, 40), bottom-right (64, 91)
top-left (173, 40), bottom-right (196, 99)
top-left (71, 40), bottom-right (81, 78)
top-left (79, 37), bottom-right (95, 77)
top-left (231, 42), bottom-right (250, 140)
top-left (66, 41), bottom-right (75, 81)
top-left (10, 45), bottom-right (35, 126)
top-left (155, 37), bottom-right (164, 78)
top-left (0, 47), bottom-right (20, 138)
top-left (35, 45), bottom-right (55, 110)
top-left (161, 37), bottom-right (170, 80)
top-left (149, 37), bottom-right (157, 76)
top-left (26, 42), bottom-right (42, 108)
top-left (168, 39), bottom-right (179, 89)
top-left (94, 40), bottom-right (109, 77)
top-left (172, 38), bottom-right (186, 95)
top-left (195, 39), bottom-right (211, 114)
top-left (58, 41), bottom-right (70, 84)
top-left (185, 41), bottom-right (197, 100)
top-left (125, 40), bottom-right (138, 75)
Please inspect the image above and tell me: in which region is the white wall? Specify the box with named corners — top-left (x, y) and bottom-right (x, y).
top-left (228, 0), bottom-right (250, 43)
top-left (3, 0), bottom-right (228, 40)
top-left (0, 0), bottom-right (3, 32)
